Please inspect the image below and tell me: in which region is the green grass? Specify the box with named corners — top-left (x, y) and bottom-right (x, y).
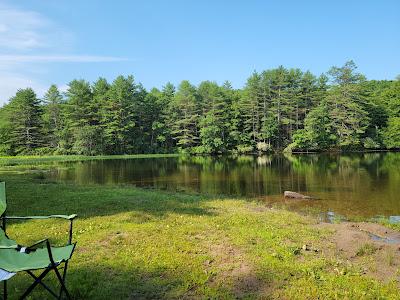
top-left (0, 154), bottom-right (180, 167)
top-left (1, 174), bottom-right (399, 299)
top-left (356, 243), bottom-right (378, 257)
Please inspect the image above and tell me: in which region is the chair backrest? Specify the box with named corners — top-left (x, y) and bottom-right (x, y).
top-left (0, 182), bottom-right (6, 217)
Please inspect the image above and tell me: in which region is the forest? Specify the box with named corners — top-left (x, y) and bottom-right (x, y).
top-left (0, 61), bottom-right (399, 156)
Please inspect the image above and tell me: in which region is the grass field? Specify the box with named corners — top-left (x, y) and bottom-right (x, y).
top-left (0, 156), bottom-right (399, 299)
top-left (0, 154), bottom-right (180, 166)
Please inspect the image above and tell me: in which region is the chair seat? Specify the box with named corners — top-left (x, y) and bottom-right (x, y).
top-left (0, 244), bottom-right (75, 273)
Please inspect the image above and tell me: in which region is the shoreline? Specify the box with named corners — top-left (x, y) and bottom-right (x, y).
top-left (0, 149), bottom-right (399, 164)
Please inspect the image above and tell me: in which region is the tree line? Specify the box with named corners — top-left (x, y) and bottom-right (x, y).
top-left (0, 61), bottom-right (399, 156)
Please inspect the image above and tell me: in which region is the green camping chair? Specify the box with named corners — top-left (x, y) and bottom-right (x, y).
top-left (0, 182), bottom-right (77, 299)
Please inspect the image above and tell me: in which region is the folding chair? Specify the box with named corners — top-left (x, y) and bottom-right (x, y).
top-left (0, 182), bottom-right (77, 299)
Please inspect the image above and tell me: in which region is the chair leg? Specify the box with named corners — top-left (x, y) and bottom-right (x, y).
top-left (19, 268), bottom-right (52, 299)
top-left (3, 280), bottom-right (7, 300)
top-left (52, 265), bottom-right (71, 300)
top-left (26, 270), bottom-right (59, 298)
top-left (58, 262), bottom-right (69, 299)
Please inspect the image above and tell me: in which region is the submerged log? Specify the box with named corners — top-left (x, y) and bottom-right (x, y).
top-left (284, 191), bottom-right (313, 199)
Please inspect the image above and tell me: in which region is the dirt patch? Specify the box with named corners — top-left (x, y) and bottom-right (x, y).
top-left (246, 204), bottom-right (273, 213)
top-left (183, 235), bottom-right (271, 299)
top-left (316, 222), bottom-right (400, 282)
top-left (201, 238), bottom-right (270, 298)
top-left (99, 231), bottom-right (129, 248)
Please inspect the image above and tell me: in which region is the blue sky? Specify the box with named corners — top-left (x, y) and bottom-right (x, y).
top-left (0, 0), bottom-right (399, 104)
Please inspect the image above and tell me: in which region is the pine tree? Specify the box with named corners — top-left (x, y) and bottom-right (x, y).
top-left (197, 81), bottom-right (228, 154)
top-left (102, 75), bottom-right (137, 154)
top-left (170, 81), bottom-right (200, 151)
top-left (240, 72), bottom-right (262, 152)
top-left (159, 83), bottom-right (176, 151)
top-left (0, 104), bottom-right (13, 155)
top-left (64, 79), bottom-right (100, 154)
top-left (325, 61), bottom-right (370, 148)
top-left (7, 88), bottom-right (43, 154)
top-left (256, 71), bottom-right (278, 151)
top-left (144, 84), bottom-right (175, 153)
top-left (42, 84), bottom-right (64, 151)
top-left (92, 77), bottom-right (110, 153)
top-left (65, 80), bottom-right (93, 128)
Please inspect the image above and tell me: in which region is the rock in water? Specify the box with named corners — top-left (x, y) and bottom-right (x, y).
top-left (284, 191), bottom-right (312, 199)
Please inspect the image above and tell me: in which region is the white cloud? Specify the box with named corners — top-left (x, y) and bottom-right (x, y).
top-left (0, 6), bottom-right (49, 51)
top-left (0, 55), bottom-right (127, 63)
top-left (0, 72), bottom-right (48, 105)
top-left (0, 4), bottom-right (60, 104)
top-left (0, 4), bottom-right (128, 105)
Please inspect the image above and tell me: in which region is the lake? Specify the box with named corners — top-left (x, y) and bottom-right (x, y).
top-left (15, 152), bottom-right (399, 221)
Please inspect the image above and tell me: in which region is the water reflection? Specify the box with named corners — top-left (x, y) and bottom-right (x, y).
top-left (36, 153), bottom-right (400, 219)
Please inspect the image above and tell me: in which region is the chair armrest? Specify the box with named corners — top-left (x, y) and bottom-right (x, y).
top-left (0, 245), bottom-right (18, 249)
top-left (3, 214), bottom-right (77, 220)
top-left (0, 238), bottom-right (50, 251)
top-left (2, 214), bottom-right (77, 246)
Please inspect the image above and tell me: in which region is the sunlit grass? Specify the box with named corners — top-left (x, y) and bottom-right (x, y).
top-left (2, 175), bottom-right (399, 299)
top-left (0, 154), bottom-right (180, 167)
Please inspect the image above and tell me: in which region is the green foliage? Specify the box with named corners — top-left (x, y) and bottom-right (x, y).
top-left (170, 81), bottom-right (200, 151)
top-left (325, 62), bottom-right (369, 148)
top-left (198, 114), bottom-right (224, 153)
top-left (289, 103), bottom-right (335, 151)
top-left (72, 125), bottom-right (104, 155)
top-left (5, 88), bottom-right (43, 155)
top-left (0, 61), bottom-right (398, 155)
top-left (0, 106), bottom-right (12, 155)
top-left (375, 79), bottom-right (400, 117)
top-left (383, 117), bottom-right (400, 149)
top-left (101, 76), bottom-right (135, 153)
top-left (197, 81), bottom-right (230, 154)
top-left (42, 85), bottom-right (64, 150)
top-left (362, 137), bottom-right (381, 149)
top-left (64, 79), bottom-right (93, 128)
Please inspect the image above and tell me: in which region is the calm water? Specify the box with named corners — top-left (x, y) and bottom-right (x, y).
top-left (15, 153), bottom-right (400, 220)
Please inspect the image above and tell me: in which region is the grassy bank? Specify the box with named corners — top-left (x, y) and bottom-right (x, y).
top-left (0, 154), bottom-right (180, 167)
top-left (1, 174), bottom-right (399, 299)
